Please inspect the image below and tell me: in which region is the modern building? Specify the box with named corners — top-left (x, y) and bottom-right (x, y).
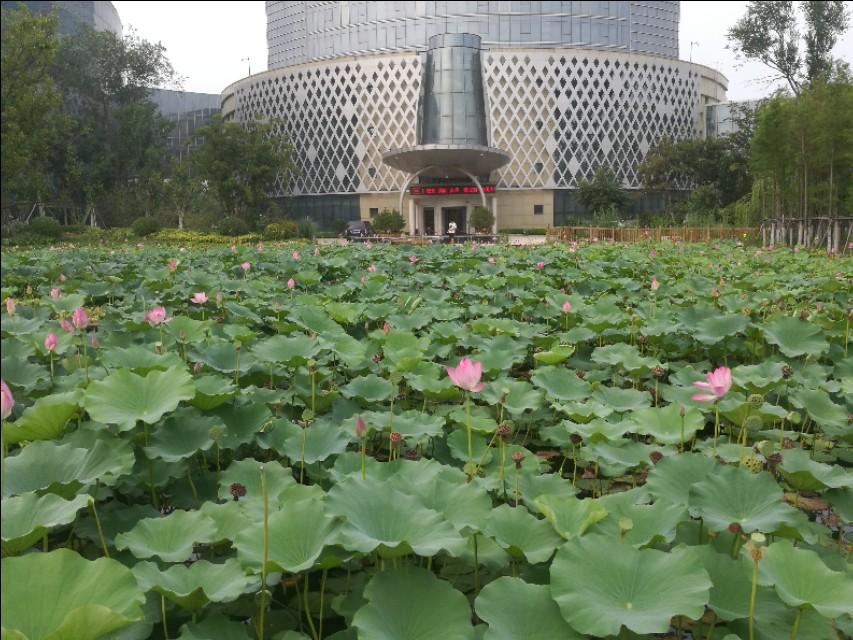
top-left (222, 1), bottom-right (728, 231)
top-left (148, 89), bottom-right (221, 161)
top-left (1, 1), bottom-right (122, 36)
top-left (705, 100), bottom-right (760, 138)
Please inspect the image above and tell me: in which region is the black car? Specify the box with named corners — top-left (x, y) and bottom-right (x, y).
top-left (342, 220), bottom-right (375, 241)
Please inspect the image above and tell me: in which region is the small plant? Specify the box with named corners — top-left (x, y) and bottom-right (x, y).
top-left (372, 209), bottom-right (405, 233)
top-left (217, 216), bottom-right (250, 236)
top-left (131, 217), bottom-right (161, 237)
top-left (263, 220), bottom-right (298, 240)
top-left (28, 216), bottom-right (63, 240)
top-left (469, 206), bottom-right (495, 232)
top-left (296, 217), bottom-right (315, 239)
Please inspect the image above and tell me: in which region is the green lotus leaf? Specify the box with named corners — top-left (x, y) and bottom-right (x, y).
top-left (535, 494), bottom-right (608, 540)
top-left (732, 360), bottom-right (784, 391)
top-left (322, 332), bottom-right (368, 368)
top-left (352, 567), bottom-right (475, 640)
top-left (728, 593), bottom-right (836, 640)
top-left (585, 439), bottom-right (658, 476)
top-left (779, 448), bottom-right (853, 491)
top-left (132, 559), bottom-right (254, 610)
top-left (475, 576), bottom-right (581, 640)
top-left (533, 343), bottom-right (575, 365)
top-left (1, 315), bottom-right (43, 336)
top-left (364, 410), bottom-right (446, 440)
top-left (474, 335), bottom-right (528, 371)
top-left (235, 497), bottom-right (340, 573)
top-left (190, 375), bottom-right (238, 410)
top-left (251, 334), bottom-right (321, 367)
top-left (761, 316), bottom-right (828, 358)
top-left (552, 418), bottom-right (630, 443)
top-left (693, 314), bottom-right (750, 345)
top-left (177, 613), bottom-right (252, 640)
top-left (628, 403), bottom-right (705, 445)
top-left (530, 366), bottom-right (591, 402)
top-left (198, 501), bottom-right (249, 542)
top-left (825, 488), bottom-right (853, 522)
top-left (2, 390), bottom-right (81, 445)
top-left (1, 493), bottom-right (90, 555)
top-left (690, 545), bottom-right (754, 621)
top-left (482, 378), bottom-right (544, 415)
top-left (115, 510), bottom-right (217, 562)
top-left (193, 342), bottom-right (257, 374)
top-left (689, 465), bottom-right (801, 533)
top-left (591, 386), bottom-right (651, 412)
top-left (217, 459), bottom-right (295, 505)
top-left (327, 475), bottom-right (464, 557)
top-left (340, 374), bottom-right (395, 402)
top-left (790, 388), bottom-right (849, 438)
top-left (75, 503), bottom-right (160, 547)
top-left (1, 355), bottom-right (48, 392)
top-left (83, 366), bottom-right (195, 431)
top-left (646, 453), bottom-right (718, 506)
top-left (211, 401), bottom-right (272, 450)
top-left (100, 346), bottom-right (185, 373)
top-left (759, 539), bottom-right (853, 618)
top-left (273, 418), bottom-right (352, 465)
top-left (143, 409), bottom-right (219, 462)
top-left (591, 343), bottom-right (661, 371)
top-left (3, 438), bottom-right (134, 497)
top-left (165, 315), bottom-right (210, 343)
top-left (1, 549), bottom-right (145, 640)
top-left (484, 504), bottom-right (563, 563)
top-left (550, 535), bottom-right (712, 636)
top-left (592, 491), bottom-right (688, 546)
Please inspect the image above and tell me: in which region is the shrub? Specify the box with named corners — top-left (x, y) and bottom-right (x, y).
top-left (469, 206), bottom-right (495, 232)
top-left (373, 208), bottom-right (405, 233)
top-left (131, 217), bottom-right (162, 237)
top-left (28, 216), bottom-right (63, 240)
top-left (296, 217), bottom-right (315, 239)
top-left (218, 216), bottom-right (250, 237)
top-left (263, 220), bottom-right (299, 240)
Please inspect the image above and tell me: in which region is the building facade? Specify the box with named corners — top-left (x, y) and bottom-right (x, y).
top-left (1, 1), bottom-right (122, 36)
top-left (148, 89), bottom-right (221, 162)
top-left (223, 1), bottom-right (727, 231)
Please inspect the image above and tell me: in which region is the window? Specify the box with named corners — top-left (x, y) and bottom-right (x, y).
top-left (533, 204), bottom-right (544, 215)
top-left (369, 208), bottom-right (379, 218)
top-left (534, 162), bottom-right (543, 173)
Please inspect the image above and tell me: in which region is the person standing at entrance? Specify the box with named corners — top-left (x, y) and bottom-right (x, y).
top-left (448, 220), bottom-right (457, 243)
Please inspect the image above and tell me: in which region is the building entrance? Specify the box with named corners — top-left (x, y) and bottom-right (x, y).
top-left (442, 206), bottom-right (467, 235)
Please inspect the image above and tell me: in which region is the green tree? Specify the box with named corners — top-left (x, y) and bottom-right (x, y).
top-left (728, 1), bottom-right (850, 96)
top-left (50, 26), bottom-right (176, 225)
top-left (189, 115), bottom-right (295, 223)
top-left (577, 167), bottom-right (628, 217)
top-left (469, 206), bottom-right (495, 232)
top-left (1, 7), bottom-right (60, 209)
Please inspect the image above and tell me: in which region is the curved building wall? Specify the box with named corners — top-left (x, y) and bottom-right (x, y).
top-left (1, 1), bottom-right (122, 36)
top-left (267, 1), bottom-right (679, 69)
top-left (222, 48), bottom-right (724, 197)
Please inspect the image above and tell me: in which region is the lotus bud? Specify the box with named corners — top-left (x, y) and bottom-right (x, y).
top-left (355, 415), bottom-right (366, 438)
top-left (648, 451), bottom-right (663, 464)
top-left (389, 431), bottom-right (402, 443)
top-left (511, 451), bottom-right (525, 468)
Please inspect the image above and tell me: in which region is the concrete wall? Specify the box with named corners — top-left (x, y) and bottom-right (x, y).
top-left (495, 190), bottom-right (553, 230)
top-left (359, 193), bottom-right (403, 222)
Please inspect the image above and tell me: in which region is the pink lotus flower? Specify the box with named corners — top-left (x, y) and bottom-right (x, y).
top-left (191, 292), bottom-right (208, 304)
top-left (241, 262), bottom-right (251, 272)
top-left (365, 241), bottom-right (373, 249)
top-left (562, 301), bottom-right (572, 314)
top-left (44, 333), bottom-right (58, 352)
top-left (488, 257), bottom-right (496, 264)
top-left (367, 264), bottom-right (377, 273)
top-left (292, 250), bottom-right (301, 260)
top-left (313, 247), bottom-right (320, 256)
top-left (145, 306), bottom-right (168, 326)
top-left (649, 250), bottom-right (658, 258)
top-left (90, 334), bottom-right (99, 349)
top-left (355, 415), bottom-right (366, 437)
top-left (167, 259), bottom-right (178, 271)
top-left (447, 357), bottom-right (485, 393)
top-left (287, 278), bottom-right (296, 290)
top-left (383, 321), bottom-right (391, 334)
top-left (71, 307), bottom-right (88, 330)
top-left (0, 379), bottom-right (13, 420)
top-left (536, 261), bottom-right (545, 269)
top-left (692, 367), bottom-right (732, 402)
top-left (50, 288), bottom-right (61, 298)
top-left (59, 318), bottom-right (74, 333)
top-left (651, 276), bottom-right (660, 291)
top-left (409, 255), bottom-right (418, 263)
top-left (59, 273), bottom-right (67, 282)
top-left (5, 297), bottom-right (15, 315)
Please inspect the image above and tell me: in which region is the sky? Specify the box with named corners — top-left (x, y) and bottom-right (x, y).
top-left (113, 1), bottom-right (853, 101)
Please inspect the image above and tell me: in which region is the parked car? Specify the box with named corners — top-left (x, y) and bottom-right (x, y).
top-left (342, 220), bottom-right (375, 241)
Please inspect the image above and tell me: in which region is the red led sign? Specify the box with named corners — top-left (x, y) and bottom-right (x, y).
top-left (409, 185), bottom-right (496, 196)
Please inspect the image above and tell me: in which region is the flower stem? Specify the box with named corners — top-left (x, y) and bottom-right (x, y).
top-left (790, 607), bottom-right (802, 640)
top-left (319, 568), bottom-right (328, 640)
top-left (465, 392), bottom-right (473, 481)
top-left (713, 404), bottom-right (720, 456)
top-left (360, 437), bottom-right (366, 480)
top-left (258, 465), bottom-right (269, 640)
top-left (89, 498), bottom-right (109, 558)
top-left (303, 574), bottom-right (319, 640)
top-left (161, 594), bottom-right (169, 639)
top-left (748, 556), bottom-right (759, 640)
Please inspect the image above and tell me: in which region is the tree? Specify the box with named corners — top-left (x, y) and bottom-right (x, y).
top-left (576, 168), bottom-right (628, 217)
top-left (164, 159), bottom-right (204, 230)
top-left (469, 206), bottom-right (495, 232)
top-left (728, 1), bottom-right (850, 95)
top-left (189, 115), bottom-right (295, 223)
top-left (1, 7), bottom-right (60, 209)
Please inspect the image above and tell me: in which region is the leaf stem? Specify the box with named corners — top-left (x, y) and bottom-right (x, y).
top-left (89, 497), bottom-right (110, 558)
top-left (258, 465), bottom-right (269, 640)
top-left (161, 594), bottom-right (169, 639)
top-left (790, 606), bottom-right (802, 640)
top-left (748, 555), bottom-right (759, 640)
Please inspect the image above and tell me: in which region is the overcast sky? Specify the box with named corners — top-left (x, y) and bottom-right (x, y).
top-left (113, 1), bottom-right (853, 100)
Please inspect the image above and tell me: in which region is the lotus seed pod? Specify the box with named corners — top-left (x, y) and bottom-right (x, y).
top-left (747, 394), bottom-right (763, 408)
top-left (787, 411), bottom-right (801, 425)
top-left (744, 415), bottom-right (764, 432)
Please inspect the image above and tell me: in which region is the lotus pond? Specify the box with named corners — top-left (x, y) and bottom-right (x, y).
top-left (1, 240), bottom-right (851, 640)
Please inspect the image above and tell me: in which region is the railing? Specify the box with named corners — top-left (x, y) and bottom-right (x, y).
top-left (546, 225), bottom-right (757, 244)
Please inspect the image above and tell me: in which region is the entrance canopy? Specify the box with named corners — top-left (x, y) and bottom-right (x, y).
top-left (382, 143), bottom-right (510, 177)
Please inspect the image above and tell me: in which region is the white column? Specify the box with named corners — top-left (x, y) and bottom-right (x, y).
top-left (408, 198), bottom-right (416, 235)
top-left (491, 195), bottom-right (498, 234)
top-left (437, 207), bottom-right (444, 236)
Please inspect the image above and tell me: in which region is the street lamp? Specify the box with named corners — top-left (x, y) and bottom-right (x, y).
top-left (241, 57), bottom-right (251, 76)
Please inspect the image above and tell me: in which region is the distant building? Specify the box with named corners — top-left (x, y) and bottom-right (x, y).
top-left (705, 100), bottom-right (760, 138)
top-left (148, 89), bottom-right (220, 161)
top-left (1, 1), bottom-right (122, 36)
